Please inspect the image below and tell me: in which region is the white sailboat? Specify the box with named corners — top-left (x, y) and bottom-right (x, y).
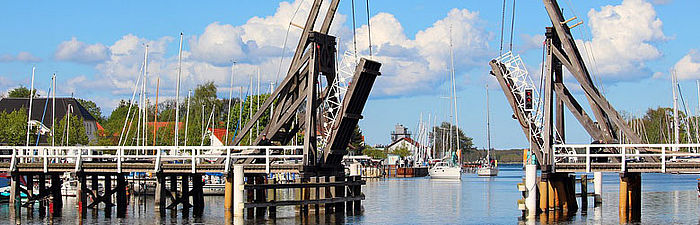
top-left (478, 85), bottom-right (499, 176)
top-left (430, 26), bottom-right (461, 180)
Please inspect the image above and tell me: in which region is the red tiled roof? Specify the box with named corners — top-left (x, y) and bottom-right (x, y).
top-left (208, 128), bottom-right (229, 142)
top-left (387, 137), bottom-right (420, 149)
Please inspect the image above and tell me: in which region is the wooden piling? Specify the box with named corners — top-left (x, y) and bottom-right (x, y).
top-left (38, 174), bottom-right (46, 217)
top-left (116, 174), bottom-right (127, 218)
top-left (181, 175), bottom-right (190, 212)
top-left (78, 173), bottom-right (87, 214)
top-left (192, 174), bottom-right (204, 217)
top-left (224, 174), bottom-right (234, 211)
top-left (580, 174), bottom-right (588, 211)
top-left (155, 174), bottom-right (165, 211)
top-left (50, 174), bottom-right (62, 217)
top-left (104, 175), bottom-right (112, 217)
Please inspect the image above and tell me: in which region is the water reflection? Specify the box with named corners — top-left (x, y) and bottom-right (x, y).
top-left (1, 165), bottom-right (699, 224)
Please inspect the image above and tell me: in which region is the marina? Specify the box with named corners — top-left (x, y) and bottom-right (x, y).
top-left (2, 0), bottom-right (700, 224)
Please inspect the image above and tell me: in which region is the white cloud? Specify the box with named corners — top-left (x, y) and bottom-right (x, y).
top-left (651, 0), bottom-right (672, 4)
top-left (348, 9), bottom-right (491, 96)
top-left (62, 1), bottom-right (491, 111)
top-left (54, 37), bottom-right (109, 63)
top-left (578, 0), bottom-right (667, 81)
top-left (0, 52), bottom-right (41, 63)
top-left (674, 49), bottom-right (700, 80)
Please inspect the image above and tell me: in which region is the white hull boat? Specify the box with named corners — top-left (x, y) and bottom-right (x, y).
top-left (477, 165), bottom-right (499, 176)
top-left (429, 162), bottom-right (461, 180)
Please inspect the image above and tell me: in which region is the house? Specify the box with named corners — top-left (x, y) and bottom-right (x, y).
top-left (386, 137), bottom-right (420, 155)
top-left (0, 97), bottom-right (100, 142)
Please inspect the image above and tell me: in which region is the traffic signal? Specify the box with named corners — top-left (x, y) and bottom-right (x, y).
top-left (524, 89), bottom-right (533, 111)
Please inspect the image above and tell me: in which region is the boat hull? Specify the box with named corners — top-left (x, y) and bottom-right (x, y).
top-left (429, 166), bottom-right (461, 179)
top-left (477, 167), bottom-right (499, 176)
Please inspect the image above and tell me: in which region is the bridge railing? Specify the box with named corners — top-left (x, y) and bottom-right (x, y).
top-left (553, 143), bottom-right (700, 173)
top-left (0, 145), bottom-right (304, 174)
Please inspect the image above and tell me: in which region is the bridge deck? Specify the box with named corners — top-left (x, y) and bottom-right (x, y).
top-left (0, 162), bottom-right (302, 174)
top-left (555, 162), bottom-right (700, 173)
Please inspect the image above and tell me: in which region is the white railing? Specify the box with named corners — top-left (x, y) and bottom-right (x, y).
top-left (552, 143), bottom-right (700, 173)
top-left (0, 145), bottom-right (304, 174)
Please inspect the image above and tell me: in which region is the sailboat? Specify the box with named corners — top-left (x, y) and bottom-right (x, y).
top-left (477, 85), bottom-right (499, 176)
top-left (430, 26), bottom-right (461, 180)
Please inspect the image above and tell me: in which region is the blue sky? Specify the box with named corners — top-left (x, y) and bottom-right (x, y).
top-left (1, 0), bottom-right (699, 149)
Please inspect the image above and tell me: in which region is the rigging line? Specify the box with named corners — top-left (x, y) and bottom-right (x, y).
top-left (508, 0), bottom-right (516, 52)
top-left (35, 85), bottom-right (52, 146)
top-left (365, 0), bottom-right (373, 58)
top-left (351, 0), bottom-right (358, 62)
top-left (275, 0), bottom-right (306, 87)
top-left (498, 0), bottom-right (506, 55)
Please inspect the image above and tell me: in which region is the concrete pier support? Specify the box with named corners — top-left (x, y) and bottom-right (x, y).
top-left (594, 172), bottom-right (603, 206)
top-left (619, 172), bottom-right (641, 223)
top-left (525, 164), bottom-right (537, 217)
top-left (233, 165), bottom-right (244, 218)
top-left (539, 172), bottom-right (577, 214)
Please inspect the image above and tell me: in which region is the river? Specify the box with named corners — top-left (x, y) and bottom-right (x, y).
top-left (1, 164), bottom-right (699, 224)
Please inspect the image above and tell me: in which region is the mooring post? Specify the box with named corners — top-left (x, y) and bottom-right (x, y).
top-left (91, 175), bottom-right (99, 211)
top-left (310, 176), bottom-right (318, 214)
top-left (539, 173), bottom-right (548, 213)
top-left (335, 175), bottom-right (345, 214)
top-left (10, 173), bottom-right (19, 206)
top-left (116, 173), bottom-right (127, 218)
top-left (170, 175), bottom-right (178, 209)
top-left (594, 172), bottom-right (602, 206)
top-left (325, 176), bottom-right (334, 213)
top-left (619, 172), bottom-right (629, 224)
top-left (181, 175), bottom-right (190, 214)
top-left (38, 174), bottom-right (46, 217)
top-left (233, 165), bottom-right (244, 218)
top-left (192, 174), bottom-right (204, 217)
top-left (155, 174), bottom-right (165, 212)
top-left (104, 175), bottom-right (112, 217)
top-left (50, 174), bottom-right (63, 217)
top-left (267, 176), bottom-right (277, 218)
top-left (255, 175), bottom-right (266, 218)
top-left (26, 174), bottom-right (34, 218)
top-left (525, 164), bottom-right (537, 217)
top-left (353, 175), bottom-right (362, 214)
top-left (224, 173), bottom-right (234, 211)
top-left (580, 174), bottom-right (588, 211)
top-left (78, 173), bottom-right (87, 215)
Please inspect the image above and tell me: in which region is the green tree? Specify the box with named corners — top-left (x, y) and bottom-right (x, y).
top-left (0, 108), bottom-right (29, 145)
top-left (54, 114), bottom-right (89, 146)
top-left (362, 146), bottom-right (387, 159)
top-left (391, 146), bottom-right (412, 158)
top-left (431, 121), bottom-right (474, 157)
top-left (8, 86), bottom-right (38, 98)
top-left (348, 125), bottom-right (364, 155)
top-left (76, 98), bottom-right (103, 123)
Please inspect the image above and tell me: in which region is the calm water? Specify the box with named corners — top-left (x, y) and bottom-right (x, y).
top-left (2, 164), bottom-right (699, 224)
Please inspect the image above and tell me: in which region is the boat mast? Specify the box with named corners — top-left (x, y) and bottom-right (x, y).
top-left (225, 61), bottom-right (236, 146)
top-left (51, 73), bottom-right (56, 147)
top-left (26, 67), bottom-right (35, 146)
top-left (449, 25), bottom-right (460, 165)
top-left (486, 84), bottom-right (491, 164)
top-left (184, 90), bottom-right (191, 146)
top-left (672, 70), bottom-right (679, 145)
top-left (175, 32), bottom-right (183, 147)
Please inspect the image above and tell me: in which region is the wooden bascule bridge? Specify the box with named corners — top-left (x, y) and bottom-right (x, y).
top-left (1, 0), bottom-right (381, 220)
top-left (490, 0), bottom-right (700, 222)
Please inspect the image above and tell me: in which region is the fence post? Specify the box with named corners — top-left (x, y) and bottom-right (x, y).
top-left (621, 146), bottom-right (626, 172)
top-left (265, 147), bottom-right (270, 174)
top-left (661, 146), bottom-right (666, 173)
top-left (118, 147), bottom-right (123, 173)
top-left (191, 148), bottom-right (196, 173)
top-left (43, 147), bottom-right (48, 173)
